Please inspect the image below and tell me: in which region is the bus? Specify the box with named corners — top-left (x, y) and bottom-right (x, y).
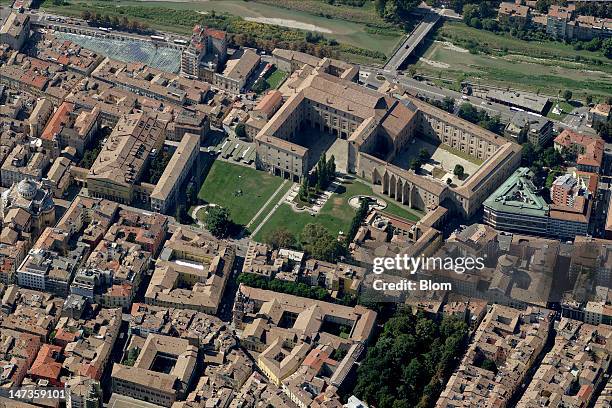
top-left (151, 35), bottom-right (166, 42)
top-left (173, 39), bottom-right (188, 46)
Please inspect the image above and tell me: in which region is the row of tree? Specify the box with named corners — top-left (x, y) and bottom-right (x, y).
top-left (237, 272), bottom-right (330, 301)
top-left (81, 11), bottom-right (151, 34)
top-left (458, 103), bottom-right (503, 135)
top-left (347, 198), bottom-right (369, 243)
top-left (374, 0), bottom-right (420, 25)
top-left (299, 155), bottom-right (336, 201)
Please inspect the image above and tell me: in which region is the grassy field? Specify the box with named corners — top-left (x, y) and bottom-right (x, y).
top-left (546, 100), bottom-right (575, 120)
top-left (438, 143), bottom-right (484, 166)
top-left (40, 0), bottom-right (402, 58)
top-left (265, 68), bottom-right (288, 89)
top-left (253, 178), bottom-right (422, 242)
top-left (416, 21), bottom-right (612, 101)
top-left (197, 160), bottom-right (284, 226)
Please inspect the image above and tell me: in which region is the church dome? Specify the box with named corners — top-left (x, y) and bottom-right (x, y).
top-left (17, 179), bottom-right (37, 200)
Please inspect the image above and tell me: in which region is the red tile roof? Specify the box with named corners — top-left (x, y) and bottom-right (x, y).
top-left (554, 129), bottom-right (603, 169)
top-left (41, 101), bottom-right (74, 141)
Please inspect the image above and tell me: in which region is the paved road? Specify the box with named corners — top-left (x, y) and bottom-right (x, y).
top-left (360, 65), bottom-right (599, 136)
top-left (384, 11), bottom-right (440, 71)
top-left (27, 9), bottom-right (188, 47)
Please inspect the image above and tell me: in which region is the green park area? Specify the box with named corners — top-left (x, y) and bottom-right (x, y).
top-left (415, 21), bottom-right (611, 102)
top-left (197, 160), bottom-right (284, 226)
top-left (253, 177), bottom-right (422, 243)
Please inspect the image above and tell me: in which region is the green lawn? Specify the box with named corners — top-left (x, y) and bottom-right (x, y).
top-left (197, 160), bottom-right (284, 226)
top-left (246, 181), bottom-right (294, 229)
top-left (265, 68), bottom-right (288, 89)
top-left (253, 178), bottom-right (422, 242)
top-left (437, 143), bottom-right (484, 166)
top-left (546, 100), bottom-right (574, 120)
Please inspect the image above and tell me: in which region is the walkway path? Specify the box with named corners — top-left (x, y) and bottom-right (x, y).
top-left (249, 182), bottom-right (295, 238)
top-left (246, 179), bottom-right (289, 229)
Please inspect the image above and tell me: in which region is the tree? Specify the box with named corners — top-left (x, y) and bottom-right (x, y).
top-left (376, 0), bottom-right (420, 23)
top-left (418, 148), bottom-right (430, 162)
top-left (265, 228), bottom-right (296, 249)
top-left (410, 159), bottom-right (421, 172)
top-left (563, 89), bottom-right (573, 102)
top-left (441, 96), bottom-right (455, 113)
top-left (348, 198), bottom-right (369, 242)
top-left (481, 359), bottom-right (498, 373)
top-left (326, 155), bottom-right (336, 180)
top-left (522, 142), bottom-right (538, 166)
top-left (449, 0), bottom-right (465, 13)
top-left (535, 0), bottom-right (553, 13)
top-left (453, 164), bottom-right (464, 178)
top-left (586, 95), bottom-right (593, 106)
top-left (186, 184), bottom-right (197, 207)
top-left (235, 123), bottom-right (246, 139)
top-left (299, 177), bottom-right (310, 201)
top-left (603, 38), bottom-right (612, 59)
top-left (81, 10), bottom-right (91, 20)
top-left (300, 223), bottom-right (344, 262)
top-left (174, 204), bottom-right (185, 224)
top-left (541, 147), bottom-right (563, 167)
top-left (462, 4), bottom-right (480, 25)
top-left (375, 0), bottom-right (387, 16)
top-left (458, 102), bottom-right (479, 123)
top-left (354, 313), bottom-right (467, 407)
top-left (205, 206), bottom-right (232, 238)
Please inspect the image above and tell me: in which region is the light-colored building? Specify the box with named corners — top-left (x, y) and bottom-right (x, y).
top-left (180, 25), bottom-right (227, 80)
top-left (256, 60), bottom-right (521, 219)
top-left (214, 49), bottom-right (261, 94)
top-left (27, 98), bottom-right (54, 138)
top-left (589, 104), bottom-right (611, 129)
top-left (65, 377), bottom-right (102, 408)
top-left (436, 305), bottom-right (554, 408)
top-left (0, 13), bottom-right (30, 50)
top-left (504, 111), bottom-right (553, 147)
top-left (1, 143), bottom-right (49, 188)
top-left (233, 284), bottom-right (377, 354)
top-left (497, 2), bottom-right (531, 27)
top-left (87, 112), bottom-right (166, 205)
top-left (144, 227), bottom-right (235, 314)
top-left (0, 179), bottom-right (55, 235)
top-left (484, 167), bottom-right (592, 239)
top-left (150, 133), bottom-right (199, 214)
top-left (111, 334), bottom-right (198, 407)
top-left (516, 318), bottom-right (612, 408)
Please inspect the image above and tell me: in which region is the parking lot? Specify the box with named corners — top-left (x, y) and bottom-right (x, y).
top-left (203, 131), bottom-right (256, 166)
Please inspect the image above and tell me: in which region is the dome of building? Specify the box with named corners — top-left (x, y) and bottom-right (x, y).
top-left (17, 179), bottom-right (37, 200)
